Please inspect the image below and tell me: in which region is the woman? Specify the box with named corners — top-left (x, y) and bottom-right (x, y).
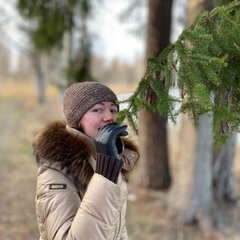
top-left (32, 81), bottom-right (139, 240)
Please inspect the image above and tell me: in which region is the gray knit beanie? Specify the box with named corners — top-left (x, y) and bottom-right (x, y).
top-left (63, 82), bottom-right (118, 128)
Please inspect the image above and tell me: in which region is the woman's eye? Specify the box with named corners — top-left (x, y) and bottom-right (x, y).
top-left (92, 108), bottom-right (117, 114)
top-left (111, 109), bottom-right (118, 114)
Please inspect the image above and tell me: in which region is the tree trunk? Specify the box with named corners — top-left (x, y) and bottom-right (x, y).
top-left (146, 0), bottom-right (173, 56)
top-left (138, 111), bottom-right (170, 189)
top-left (212, 0), bottom-right (238, 204)
top-left (185, 0), bottom-right (214, 27)
top-left (180, 113), bottom-right (214, 223)
top-left (138, 0), bottom-right (172, 190)
top-left (56, 30), bottom-right (72, 101)
top-left (212, 133), bottom-right (238, 202)
top-left (168, 113), bottom-right (197, 215)
top-left (169, 112), bottom-right (223, 237)
top-left (31, 52), bottom-right (46, 104)
top-left (168, 0), bottom-right (220, 236)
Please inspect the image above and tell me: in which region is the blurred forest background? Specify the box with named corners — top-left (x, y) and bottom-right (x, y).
top-left (1, 0), bottom-right (240, 240)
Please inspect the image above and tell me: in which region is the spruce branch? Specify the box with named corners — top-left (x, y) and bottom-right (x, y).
top-left (118, 0), bottom-right (240, 144)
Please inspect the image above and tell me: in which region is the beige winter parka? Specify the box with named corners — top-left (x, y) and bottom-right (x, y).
top-left (32, 120), bottom-right (138, 240)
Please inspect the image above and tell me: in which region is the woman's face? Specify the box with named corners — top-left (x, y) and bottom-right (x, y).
top-left (79, 101), bottom-right (118, 138)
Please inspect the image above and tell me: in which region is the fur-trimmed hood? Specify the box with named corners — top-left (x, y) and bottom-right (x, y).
top-left (32, 120), bottom-right (138, 187)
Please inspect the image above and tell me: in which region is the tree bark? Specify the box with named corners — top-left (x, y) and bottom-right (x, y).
top-left (212, 133), bottom-right (238, 202)
top-left (138, 0), bottom-right (173, 190)
top-left (168, 113), bottom-right (197, 215)
top-left (138, 111), bottom-right (170, 189)
top-left (146, 0), bottom-right (173, 56)
top-left (169, 112), bottom-right (221, 237)
top-left (180, 113), bottom-right (214, 224)
top-left (185, 0), bottom-right (214, 27)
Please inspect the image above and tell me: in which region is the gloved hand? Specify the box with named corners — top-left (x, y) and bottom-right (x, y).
top-left (94, 122), bottom-right (128, 159)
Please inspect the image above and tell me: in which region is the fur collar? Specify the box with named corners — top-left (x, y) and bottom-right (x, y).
top-left (32, 120), bottom-right (138, 187)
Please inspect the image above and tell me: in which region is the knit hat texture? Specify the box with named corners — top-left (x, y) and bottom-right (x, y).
top-left (63, 82), bottom-right (118, 128)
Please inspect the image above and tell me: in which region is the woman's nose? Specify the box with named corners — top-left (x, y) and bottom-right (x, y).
top-left (103, 110), bottom-right (114, 122)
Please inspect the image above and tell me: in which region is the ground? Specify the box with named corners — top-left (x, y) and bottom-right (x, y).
top-left (0, 82), bottom-right (240, 240)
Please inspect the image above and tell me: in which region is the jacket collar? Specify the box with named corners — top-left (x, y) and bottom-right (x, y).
top-left (32, 120), bottom-right (94, 186)
top-left (32, 120), bottom-right (139, 186)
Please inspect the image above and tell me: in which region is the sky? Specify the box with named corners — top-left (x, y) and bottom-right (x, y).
top-left (1, 0), bottom-right (146, 64)
top-left (1, 0), bottom-right (187, 66)
top-left (89, 1), bottom-right (147, 64)
top-left (89, 0), bottom-right (187, 63)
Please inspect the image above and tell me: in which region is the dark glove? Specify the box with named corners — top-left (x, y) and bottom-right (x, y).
top-left (94, 122), bottom-right (128, 159)
top-left (95, 154), bottom-right (123, 184)
top-left (94, 123), bottom-right (128, 183)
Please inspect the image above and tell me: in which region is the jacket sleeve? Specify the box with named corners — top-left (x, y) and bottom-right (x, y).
top-left (36, 168), bottom-right (127, 240)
